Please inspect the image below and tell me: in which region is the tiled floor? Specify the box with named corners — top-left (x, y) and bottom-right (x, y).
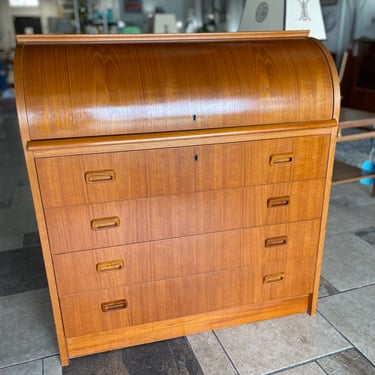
top-left (1, 99), bottom-right (374, 374)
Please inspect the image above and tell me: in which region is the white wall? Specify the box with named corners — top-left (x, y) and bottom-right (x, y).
top-left (322, 0), bottom-right (375, 66)
top-left (353, 0), bottom-right (375, 40)
top-left (0, 0), bottom-right (58, 50)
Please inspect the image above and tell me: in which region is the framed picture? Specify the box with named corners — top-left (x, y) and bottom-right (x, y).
top-left (285, 0), bottom-right (326, 40)
top-left (238, 0), bottom-right (285, 32)
top-left (153, 14), bottom-right (177, 34)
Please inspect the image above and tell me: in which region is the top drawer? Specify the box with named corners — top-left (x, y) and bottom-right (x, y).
top-left (36, 135), bottom-right (330, 208)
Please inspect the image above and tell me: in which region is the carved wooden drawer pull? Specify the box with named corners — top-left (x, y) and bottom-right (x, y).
top-left (270, 153), bottom-right (294, 165)
top-left (101, 299), bottom-right (128, 313)
top-left (85, 169), bottom-right (116, 184)
top-left (265, 236), bottom-right (288, 248)
top-left (96, 260), bottom-right (124, 273)
top-left (263, 273), bottom-right (285, 284)
top-left (267, 196), bottom-right (290, 208)
top-left (91, 216), bottom-right (120, 231)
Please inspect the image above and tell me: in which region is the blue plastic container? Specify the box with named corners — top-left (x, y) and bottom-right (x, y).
top-left (360, 159), bottom-right (375, 184)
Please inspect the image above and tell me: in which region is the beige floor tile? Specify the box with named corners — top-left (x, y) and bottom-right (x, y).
top-left (187, 331), bottom-right (237, 375)
top-left (355, 203), bottom-right (375, 228)
top-left (0, 360), bottom-right (42, 375)
top-left (322, 233), bottom-right (375, 291)
top-left (330, 183), bottom-right (375, 209)
top-left (276, 362), bottom-right (326, 374)
top-left (317, 348), bottom-right (375, 375)
top-left (0, 289), bottom-right (58, 368)
top-left (43, 356), bottom-right (62, 375)
top-left (326, 205), bottom-right (369, 236)
top-left (318, 285), bottom-right (375, 364)
top-left (213, 313), bottom-right (350, 375)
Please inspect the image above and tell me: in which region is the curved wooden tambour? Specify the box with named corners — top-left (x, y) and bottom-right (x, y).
top-left (14, 32), bottom-right (340, 140)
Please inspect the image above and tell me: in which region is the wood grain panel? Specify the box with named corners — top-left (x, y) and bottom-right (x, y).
top-left (244, 180), bottom-right (325, 227)
top-left (20, 38), bottom-right (336, 140)
top-left (261, 257), bottom-right (316, 301)
top-left (195, 143), bottom-right (244, 191)
top-left (222, 266), bottom-right (262, 308)
top-left (45, 200), bottom-right (150, 253)
top-left (243, 220), bottom-right (320, 266)
top-left (147, 146), bottom-right (195, 196)
top-left (292, 135), bottom-right (330, 180)
top-left (149, 189), bottom-right (243, 240)
top-left (131, 273), bottom-right (223, 326)
top-left (61, 267), bottom-right (268, 337)
top-left (46, 181), bottom-right (323, 255)
top-left (53, 243), bottom-right (153, 295)
top-left (36, 151), bottom-right (147, 208)
top-left (152, 230), bottom-right (242, 280)
top-left (60, 287), bottom-right (132, 338)
top-left (66, 295), bottom-right (311, 360)
top-left (245, 137), bottom-right (294, 185)
top-left (60, 272), bottom-right (222, 337)
top-left (244, 135), bottom-right (330, 186)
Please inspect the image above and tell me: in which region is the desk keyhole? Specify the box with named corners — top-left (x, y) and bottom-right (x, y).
top-left (194, 154), bottom-right (199, 161)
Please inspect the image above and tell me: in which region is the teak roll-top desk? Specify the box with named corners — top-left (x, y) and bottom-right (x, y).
top-left (14, 31), bottom-right (340, 366)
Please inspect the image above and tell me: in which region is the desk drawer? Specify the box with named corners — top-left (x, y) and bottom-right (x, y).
top-left (243, 179), bottom-right (325, 227)
top-left (244, 135), bottom-right (330, 186)
top-left (36, 151), bottom-right (148, 208)
top-left (36, 144), bottom-right (243, 208)
top-left (53, 220), bottom-right (319, 296)
top-left (60, 272), bottom-right (223, 338)
top-left (243, 219), bottom-right (320, 266)
top-left (45, 199), bottom-right (150, 254)
top-left (53, 243), bottom-right (153, 296)
top-left (54, 230), bottom-right (242, 295)
top-left (261, 257), bottom-right (317, 301)
top-left (59, 267), bottom-right (264, 338)
top-left (36, 135), bottom-right (328, 209)
top-left (45, 180), bottom-right (324, 254)
top-left (45, 189), bottom-right (243, 254)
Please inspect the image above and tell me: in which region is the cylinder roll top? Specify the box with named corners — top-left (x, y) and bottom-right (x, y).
top-left (15, 33), bottom-right (339, 140)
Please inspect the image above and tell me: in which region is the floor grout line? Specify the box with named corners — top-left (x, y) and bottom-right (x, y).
top-left (212, 330), bottom-right (241, 375)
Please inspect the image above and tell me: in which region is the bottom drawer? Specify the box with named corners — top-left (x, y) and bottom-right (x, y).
top-left (60, 258), bottom-right (316, 338)
top-left (60, 271), bottom-right (224, 338)
top-left (261, 256), bottom-right (317, 301)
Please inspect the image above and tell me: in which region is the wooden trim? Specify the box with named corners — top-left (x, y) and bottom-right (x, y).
top-left (310, 127), bottom-right (337, 314)
top-left (339, 120), bottom-right (375, 130)
top-left (16, 31), bottom-right (310, 45)
top-left (312, 39), bottom-right (341, 122)
top-left (337, 131), bottom-right (375, 142)
top-left (14, 45), bottom-right (69, 365)
top-left (66, 295), bottom-right (310, 360)
top-left (27, 121), bottom-right (337, 154)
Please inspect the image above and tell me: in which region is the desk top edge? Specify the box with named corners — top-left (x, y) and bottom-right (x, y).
top-left (16, 31), bottom-right (310, 45)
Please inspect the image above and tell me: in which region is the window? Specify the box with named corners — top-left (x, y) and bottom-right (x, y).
top-left (9, 0), bottom-right (39, 7)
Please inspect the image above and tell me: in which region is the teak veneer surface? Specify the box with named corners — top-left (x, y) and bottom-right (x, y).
top-left (17, 34), bottom-right (336, 140)
top-left (44, 179), bottom-right (325, 254)
top-left (53, 219), bottom-right (320, 296)
top-left (14, 32), bottom-right (340, 366)
top-left (36, 135), bottom-right (329, 208)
